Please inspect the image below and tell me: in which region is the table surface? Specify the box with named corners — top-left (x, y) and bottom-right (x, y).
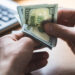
top-left (2, 0), bottom-right (75, 75)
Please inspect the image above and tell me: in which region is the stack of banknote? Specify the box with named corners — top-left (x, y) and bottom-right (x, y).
top-left (17, 4), bottom-right (58, 49)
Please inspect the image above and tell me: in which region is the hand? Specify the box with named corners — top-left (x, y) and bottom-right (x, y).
top-left (43, 10), bottom-right (75, 53)
top-left (0, 32), bottom-right (49, 75)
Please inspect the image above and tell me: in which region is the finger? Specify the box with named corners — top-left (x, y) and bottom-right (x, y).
top-left (4, 32), bottom-right (24, 41)
top-left (26, 52), bottom-right (49, 72)
top-left (12, 32), bottom-right (46, 50)
top-left (18, 37), bottom-right (38, 51)
top-left (43, 22), bottom-right (75, 42)
top-left (18, 36), bottom-right (45, 51)
top-left (24, 34), bottom-right (44, 50)
top-left (10, 32), bottom-right (24, 41)
top-left (27, 59), bottom-right (47, 73)
top-left (31, 52), bottom-right (49, 61)
top-left (66, 40), bottom-right (75, 53)
top-left (25, 52), bottom-right (49, 73)
top-left (57, 10), bottom-right (75, 27)
top-left (0, 32), bottom-right (24, 43)
top-left (33, 43), bottom-right (45, 50)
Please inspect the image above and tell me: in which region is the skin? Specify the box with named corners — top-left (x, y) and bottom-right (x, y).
top-left (43, 10), bottom-right (75, 53)
top-left (0, 32), bottom-right (49, 75)
top-left (0, 10), bottom-right (75, 75)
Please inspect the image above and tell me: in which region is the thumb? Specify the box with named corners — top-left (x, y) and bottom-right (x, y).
top-left (18, 37), bottom-right (36, 51)
top-left (11, 31), bottom-right (24, 40)
top-left (43, 22), bottom-right (75, 42)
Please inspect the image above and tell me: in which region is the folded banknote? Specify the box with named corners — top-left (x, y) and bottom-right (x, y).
top-left (17, 4), bottom-right (58, 49)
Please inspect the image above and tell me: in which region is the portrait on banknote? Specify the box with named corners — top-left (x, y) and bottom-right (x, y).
top-left (17, 4), bottom-right (58, 48)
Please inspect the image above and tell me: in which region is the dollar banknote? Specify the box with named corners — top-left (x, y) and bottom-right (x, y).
top-left (17, 6), bottom-right (24, 26)
top-left (17, 4), bottom-right (58, 49)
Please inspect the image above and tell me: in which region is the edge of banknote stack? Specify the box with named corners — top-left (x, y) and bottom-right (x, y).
top-left (17, 4), bottom-right (58, 49)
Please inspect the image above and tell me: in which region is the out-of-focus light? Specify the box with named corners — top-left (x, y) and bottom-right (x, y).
top-left (20, 0), bottom-right (75, 9)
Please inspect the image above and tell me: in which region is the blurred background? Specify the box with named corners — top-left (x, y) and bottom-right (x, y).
top-left (14, 0), bottom-right (75, 9)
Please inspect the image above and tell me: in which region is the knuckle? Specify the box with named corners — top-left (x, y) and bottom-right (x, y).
top-left (21, 37), bottom-right (34, 45)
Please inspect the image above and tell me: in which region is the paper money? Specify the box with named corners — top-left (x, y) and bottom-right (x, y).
top-left (17, 4), bottom-right (58, 49)
top-left (17, 6), bottom-right (24, 26)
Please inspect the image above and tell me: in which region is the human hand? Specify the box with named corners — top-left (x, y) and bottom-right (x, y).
top-left (0, 32), bottom-right (49, 75)
top-left (42, 10), bottom-right (75, 53)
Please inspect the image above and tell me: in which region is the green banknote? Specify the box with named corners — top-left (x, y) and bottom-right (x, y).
top-left (17, 6), bottom-right (24, 26)
top-left (17, 4), bottom-right (58, 49)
